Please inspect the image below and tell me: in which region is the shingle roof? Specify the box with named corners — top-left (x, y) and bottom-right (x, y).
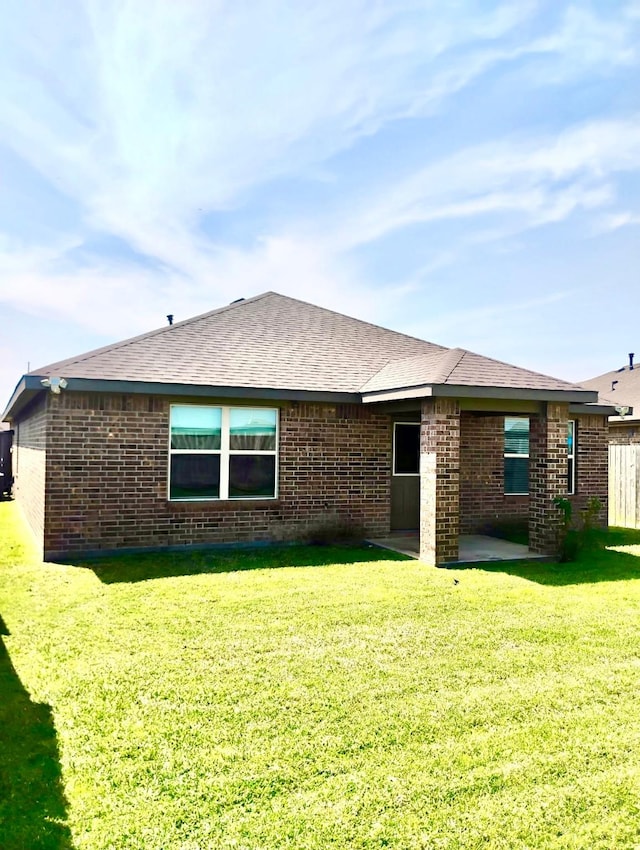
top-left (28, 291), bottom-right (586, 397)
top-left (362, 347), bottom-right (576, 393)
top-left (31, 292), bottom-right (445, 394)
top-left (581, 364), bottom-right (640, 421)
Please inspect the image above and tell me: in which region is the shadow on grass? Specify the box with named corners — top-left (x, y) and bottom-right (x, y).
top-left (67, 543), bottom-right (411, 585)
top-left (468, 534), bottom-right (640, 586)
top-left (0, 614), bottom-right (74, 850)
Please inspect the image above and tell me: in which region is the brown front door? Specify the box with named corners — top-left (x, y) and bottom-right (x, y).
top-left (390, 422), bottom-right (420, 531)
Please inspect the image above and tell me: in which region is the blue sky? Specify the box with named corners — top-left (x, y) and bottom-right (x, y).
top-left (1, 1), bottom-right (640, 406)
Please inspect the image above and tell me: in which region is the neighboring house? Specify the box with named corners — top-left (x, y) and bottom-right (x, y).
top-left (582, 354), bottom-right (640, 528)
top-left (581, 354), bottom-right (639, 444)
top-left (2, 292), bottom-right (611, 564)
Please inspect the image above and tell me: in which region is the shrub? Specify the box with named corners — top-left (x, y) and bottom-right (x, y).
top-left (554, 496), bottom-right (603, 562)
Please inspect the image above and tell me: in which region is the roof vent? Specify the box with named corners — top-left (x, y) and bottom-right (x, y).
top-left (230, 298), bottom-right (245, 304)
top-left (612, 380), bottom-right (619, 392)
top-left (166, 314), bottom-right (174, 326)
top-left (629, 352), bottom-right (635, 371)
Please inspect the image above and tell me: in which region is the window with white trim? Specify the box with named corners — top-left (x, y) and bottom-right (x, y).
top-left (169, 405), bottom-right (278, 500)
top-left (504, 417), bottom-right (529, 495)
top-left (504, 417), bottom-right (577, 496)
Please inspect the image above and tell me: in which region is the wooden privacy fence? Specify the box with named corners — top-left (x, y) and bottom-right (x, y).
top-left (609, 444), bottom-right (640, 529)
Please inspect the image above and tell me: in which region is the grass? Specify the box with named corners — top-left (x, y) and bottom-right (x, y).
top-left (2, 503), bottom-right (640, 848)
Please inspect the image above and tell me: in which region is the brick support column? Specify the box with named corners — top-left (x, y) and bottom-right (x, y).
top-left (529, 402), bottom-right (569, 555)
top-left (419, 398), bottom-right (460, 565)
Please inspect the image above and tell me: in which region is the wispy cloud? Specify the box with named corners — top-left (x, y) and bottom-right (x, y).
top-left (0, 1), bottom-right (534, 224)
top-left (326, 116), bottom-right (640, 252)
top-left (407, 290), bottom-right (575, 340)
top-left (594, 211), bottom-right (640, 233)
top-left (0, 1), bottom-right (639, 396)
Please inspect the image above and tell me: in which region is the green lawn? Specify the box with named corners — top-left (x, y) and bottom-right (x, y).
top-left (2, 502), bottom-right (640, 849)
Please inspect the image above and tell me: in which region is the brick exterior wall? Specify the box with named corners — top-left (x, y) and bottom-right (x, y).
top-left (608, 423), bottom-right (640, 445)
top-left (459, 413), bottom-right (528, 533)
top-left (529, 403), bottom-right (569, 555)
top-left (13, 396), bottom-right (48, 556)
top-left (42, 393), bottom-right (391, 558)
top-left (570, 413), bottom-right (609, 522)
top-left (419, 398), bottom-right (460, 565)
top-left (459, 411), bottom-right (608, 537)
top-left (11, 388), bottom-right (610, 561)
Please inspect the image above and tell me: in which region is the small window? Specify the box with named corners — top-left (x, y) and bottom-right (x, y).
top-left (169, 405), bottom-right (278, 501)
top-left (504, 417), bottom-right (529, 495)
top-left (393, 423), bottom-right (420, 475)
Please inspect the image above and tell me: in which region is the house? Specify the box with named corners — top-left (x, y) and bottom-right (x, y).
top-left (2, 292), bottom-right (612, 564)
top-left (582, 354), bottom-right (639, 528)
top-left (581, 354), bottom-right (639, 444)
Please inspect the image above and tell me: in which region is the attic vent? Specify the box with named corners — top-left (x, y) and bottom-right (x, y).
top-left (230, 297), bottom-right (245, 304)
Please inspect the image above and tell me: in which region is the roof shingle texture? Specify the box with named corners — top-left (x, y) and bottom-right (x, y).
top-left (581, 365), bottom-right (640, 420)
top-left (32, 292), bottom-right (581, 395)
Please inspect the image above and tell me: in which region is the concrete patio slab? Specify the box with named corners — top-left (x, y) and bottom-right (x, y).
top-left (368, 533), bottom-right (547, 564)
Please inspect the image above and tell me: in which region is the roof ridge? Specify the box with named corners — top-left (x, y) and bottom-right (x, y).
top-left (29, 292), bottom-right (273, 375)
top-left (358, 358), bottom-right (393, 393)
top-left (256, 292), bottom-right (448, 350)
top-left (360, 346), bottom-right (454, 392)
top-left (432, 347), bottom-right (466, 384)
top-left (580, 366), bottom-right (633, 384)
top-left (445, 346), bottom-right (579, 388)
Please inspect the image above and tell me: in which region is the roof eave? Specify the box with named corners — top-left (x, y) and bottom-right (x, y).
top-left (362, 383), bottom-right (599, 404)
top-left (609, 412), bottom-right (638, 423)
top-left (3, 376), bottom-right (362, 419)
top-left (569, 402), bottom-right (622, 416)
top-left (4, 375), bottom-right (602, 421)
top-left (2, 376), bottom-right (42, 422)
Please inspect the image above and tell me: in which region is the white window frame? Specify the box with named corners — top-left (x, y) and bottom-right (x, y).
top-left (504, 416), bottom-right (529, 496)
top-left (567, 419), bottom-right (576, 496)
top-left (168, 404), bottom-right (279, 501)
top-left (504, 417), bottom-right (577, 497)
top-left (392, 422), bottom-right (420, 477)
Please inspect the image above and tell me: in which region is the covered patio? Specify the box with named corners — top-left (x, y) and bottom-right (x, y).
top-left (365, 390), bottom-right (610, 567)
top-left (368, 532), bottom-right (548, 565)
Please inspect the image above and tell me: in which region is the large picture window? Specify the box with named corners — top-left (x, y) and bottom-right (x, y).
top-left (503, 417), bottom-right (577, 496)
top-left (169, 405), bottom-right (278, 500)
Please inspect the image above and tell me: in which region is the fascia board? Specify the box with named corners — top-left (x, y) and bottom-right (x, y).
top-left (4, 376), bottom-right (361, 417)
top-left (362, 384), bottom-right (599, 404)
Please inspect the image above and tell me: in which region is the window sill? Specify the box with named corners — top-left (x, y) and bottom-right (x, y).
top-left (167, 498), bottom-right (281, 513)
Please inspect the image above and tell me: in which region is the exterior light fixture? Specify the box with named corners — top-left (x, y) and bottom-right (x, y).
top-left (614, 405), bottom-right (629, 419)
top-left (41, 377), bottom-right (68, 394)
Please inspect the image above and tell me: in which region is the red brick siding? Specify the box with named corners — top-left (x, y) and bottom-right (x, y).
top-left (608, 423), bottom-right (640, 445)
top-left (529, 403), bottom-right (569, 555)
top-left (13, 396), bottom-right (48, 555)
top-left (459, 411), bottom-right (608, 536)
top-left (419, 398), bottom-right (460, 565)
top-left (459, 413), bottom-right (528, 533)
top-left (43, 393), bottom-right (391, 557)
top-left (569, 414), bottom-right (608, 523)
